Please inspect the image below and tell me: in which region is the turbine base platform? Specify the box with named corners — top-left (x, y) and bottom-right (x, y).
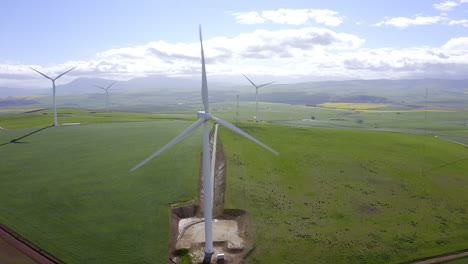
top-left (169, 206), bottom-right (252, 264)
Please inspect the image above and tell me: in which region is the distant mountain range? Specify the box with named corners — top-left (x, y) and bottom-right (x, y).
top-left (0, 74), bottom-right (201, 97)
top-left (1, 75), bottom-right (467, 99)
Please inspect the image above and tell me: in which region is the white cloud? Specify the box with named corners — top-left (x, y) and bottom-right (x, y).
top-left (4, 29), bottom-right (468, 87)
top-left (319, 43), bottom-right (468, 80)
top-left (433, 1), bottom-right (459, 11)
top-left (232, 9), bottom-right (344, 26)
top-left (4, 28), bottom-right (361, 85)
top-left (442, 37), bottom-right (468, 49)
top-left (374, 16), bottom-right (444, 28)
top-left (448, 19), bottom-right (468, 26)
top-left (78, 35), bottom-right (468, 80)
top-left (231, 11), bottom-right (265, 24)
top-left (308, 9), bottom-right (344, 26)
top-left (99, 27), bottom-right (364, 64)
top-left (262, 9), bottom-right (314, 25)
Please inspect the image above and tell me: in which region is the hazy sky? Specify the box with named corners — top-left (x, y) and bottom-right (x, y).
top-left (1, 0), bottom-right (468, 88)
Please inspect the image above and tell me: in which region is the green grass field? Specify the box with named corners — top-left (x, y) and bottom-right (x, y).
top-left (221, 123), bottom-right (467, 264)
top-left (0, 108), bottom-right (194, 129)
top-left (1, 93), bottom-right (466, 145)
top-left (0, 121), bottom-right (202, 263)
top-left (207, 101), bottom-right (467, 145)
top-left (0, 109), bottom-right (467, 263)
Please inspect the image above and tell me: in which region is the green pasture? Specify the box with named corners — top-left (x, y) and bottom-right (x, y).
top-left (0, 108), bottom-right (194, 129)
top-left (275, 111), bottom-right (468, 145)
top-left (1, 93), bottom-right (466, 145)
top-left (0, 111), bottom-right (467, 263)
top-left (0, 104), bottom-right (47, 114)
top-left (0, 121), bottom-right (202, 264)
top-left (208, 101), bottom-right (467, 145)
top-left (0, 92), bottom-right (201, 114)
top-left (221, 123), bottom-right (468, 264)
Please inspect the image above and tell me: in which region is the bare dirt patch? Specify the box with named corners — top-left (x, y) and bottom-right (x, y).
top-left (357, 205), bottom-right (379, 214)
top-left (168, 128), bottom-right (252, 264)
top-left (403, 249), bottom-right (468, 264)
top-left (0, 236), bottom-right (36, 264)
top-left (169, 207), bottom-right (252, 264)
top-left (60, 123), bottom-right (81, 126)
top-left (0, 223), bottom-right (64, 264)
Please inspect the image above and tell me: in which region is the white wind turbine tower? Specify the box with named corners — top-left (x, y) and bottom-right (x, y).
top-left (242, 74), bottom-right (275, 123)
top-left (236, 94), bottom-right (240, 125)
top-left (131, 26), bottom-right (279, 260)
top-left (95, 81), bottom-right (117, 112)
top-left (29, 66), bottom-right (76, 126)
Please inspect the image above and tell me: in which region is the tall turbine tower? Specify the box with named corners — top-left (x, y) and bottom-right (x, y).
top-left (30, 66), bottom-right (76, 126)
top-left (131, 26), bottom-right (279, 261)
top-left (242, 74), bottom-right (275, 122)
top-left (95, 81), bottom-right (117, 112)
top-left (236, 94), bottom-right (239, 125)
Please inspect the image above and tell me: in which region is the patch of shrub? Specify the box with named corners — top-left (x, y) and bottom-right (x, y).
top-left (173, 248), bottom-right (192, 264)
top-left (173, 248), bottom-right (189, 257)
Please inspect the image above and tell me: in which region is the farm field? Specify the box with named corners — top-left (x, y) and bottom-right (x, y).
top-left (207, 101), bottom-right (468, 145)
top-left (221, 123), bottom-right (468, 264)
top-left (0, 111), bottom-right (467, 263)
top-left (1, 90), bottom-right (466, 146)
top-left (1, 104), bottom-right (465, 147)
top-left (318, 103), bottom-right (391, 109)
top-left (0, 120), bottom-right (202, 264)
top-left (0, 108), bottom-right (194, 129)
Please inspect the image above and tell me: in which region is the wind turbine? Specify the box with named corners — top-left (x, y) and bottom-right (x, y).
top-left (131, 26), bottom-right (279, 260)
top-left (242, 74), bottom-right (275, 123)
top-left (95, 81), bottom-right (117, 112)
top-left (29, 66), bottom-right (76, 126)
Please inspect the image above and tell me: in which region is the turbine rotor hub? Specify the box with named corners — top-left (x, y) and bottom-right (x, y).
top-left (198, 111), bottom-right (212, 120)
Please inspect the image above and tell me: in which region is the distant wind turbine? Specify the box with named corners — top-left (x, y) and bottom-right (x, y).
top-left (236, 94), bottom-right (239, 125)
top-left (95, 81), bottom-right (117, 112)
top-left (29, 66), bottom-right (76, 126)
top-left (242, 74), bottom-right (275, 122)
top-left (131, 26), bottom-right (279, 261)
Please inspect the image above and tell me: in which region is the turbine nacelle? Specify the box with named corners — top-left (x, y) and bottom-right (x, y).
top-left (198, 111), bottom-right (212, 120)
top-left (94, 81), bottom-right (117, 91)
top-left (242, 74), bottom-right (275, 90)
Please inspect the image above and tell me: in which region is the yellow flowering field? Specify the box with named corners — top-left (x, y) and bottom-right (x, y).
top-left (318, 103), bottom-right (389, 109)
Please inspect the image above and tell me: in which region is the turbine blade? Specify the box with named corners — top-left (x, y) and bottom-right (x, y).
top-left (130, 119), bottom-right (204, 171)
top-left (199, 25), bottom-right (209, 113)
top-left (211, 116), bottom-right (279, 156)
top-left (55, 66), bottom-right (76, 80)
top-left (29, 67), bottom-right (52, 80)
top-left (242, 74), bottom-right (258, 88)
top-left (257, 81), bottom-right (276, 88)
top-left (107, 81), bottom-right (117, 90)
top-left (94, 85), bottom-right (106, 90)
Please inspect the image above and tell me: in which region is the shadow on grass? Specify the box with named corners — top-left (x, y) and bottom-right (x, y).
top-left (429, 157), bottom-right (468, 171)
top-left (0, 125), bottom-right (52, 146)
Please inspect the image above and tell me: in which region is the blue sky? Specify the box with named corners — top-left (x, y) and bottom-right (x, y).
top-left (1, 0), bottom-right (468, 88)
